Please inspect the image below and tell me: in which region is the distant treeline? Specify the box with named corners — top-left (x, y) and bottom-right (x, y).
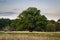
top-left (0, 7), bottom-right (60, 32)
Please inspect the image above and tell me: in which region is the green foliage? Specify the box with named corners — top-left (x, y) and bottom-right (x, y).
top-left (46, 23), bottom-right (56, 32)
top-left (10, 19), bottom-right (26, 31)
top-left (56, 23), bottom-right (60, 31)
top-left (0, 18), bottom-right (11, 30)
top-left (17, 7), bottom-right (48, 32)
top-left (49, 20), bottom-right (56, 24)
top-left (56, 19), bottom-right (60, 31)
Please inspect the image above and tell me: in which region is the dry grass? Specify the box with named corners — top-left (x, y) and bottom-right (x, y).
top-left (0, 31), bottom-right (60, 40)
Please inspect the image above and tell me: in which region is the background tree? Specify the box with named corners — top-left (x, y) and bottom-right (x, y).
top-left (49, 20), bottom-right (56, 24)
top-left (46, 23), bottom-right (56, 32)
top-left (0, 18), bottom-right (11, 31)
top-left (56, 19), bottom-right (60, 31)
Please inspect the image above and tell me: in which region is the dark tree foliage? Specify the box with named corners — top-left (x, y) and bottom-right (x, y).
top-left (17, 7), bottom-right (48, 32)
top-left (0, 18), bottom-right (11, 30)
top-left (49, 20), bottom-right (56, 24)
top-left (56, 19), bottom-right (60, 31)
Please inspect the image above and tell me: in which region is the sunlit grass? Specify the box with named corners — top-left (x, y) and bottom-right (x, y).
top-left (0, 31), bottom-right (60, 40)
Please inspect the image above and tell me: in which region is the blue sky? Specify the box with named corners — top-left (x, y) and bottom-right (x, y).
top-left (0, 0), bottom-right (60, 21)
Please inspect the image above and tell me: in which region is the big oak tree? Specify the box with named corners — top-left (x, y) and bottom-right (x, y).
top-left (15, 7), bottom-right (48, 32)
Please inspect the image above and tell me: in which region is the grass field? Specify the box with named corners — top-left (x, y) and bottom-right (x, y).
top-left (0, 31), bottom-right (60, 40)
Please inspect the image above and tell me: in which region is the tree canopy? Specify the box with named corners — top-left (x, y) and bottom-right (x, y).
top-left (15, 7), bottom-right (47, 32)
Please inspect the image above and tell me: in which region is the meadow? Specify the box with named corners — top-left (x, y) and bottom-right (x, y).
top-left (0, 31), bottom-right (60, 40)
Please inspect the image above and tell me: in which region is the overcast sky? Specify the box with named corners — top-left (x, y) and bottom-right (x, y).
top-left (0, 0), bottom-right (60, 21)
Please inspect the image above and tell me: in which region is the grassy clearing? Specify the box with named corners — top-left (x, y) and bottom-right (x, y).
top-left (0, 31), bottom-right (5, 35)
top-left (0, 31), bottom-right (60, 40)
